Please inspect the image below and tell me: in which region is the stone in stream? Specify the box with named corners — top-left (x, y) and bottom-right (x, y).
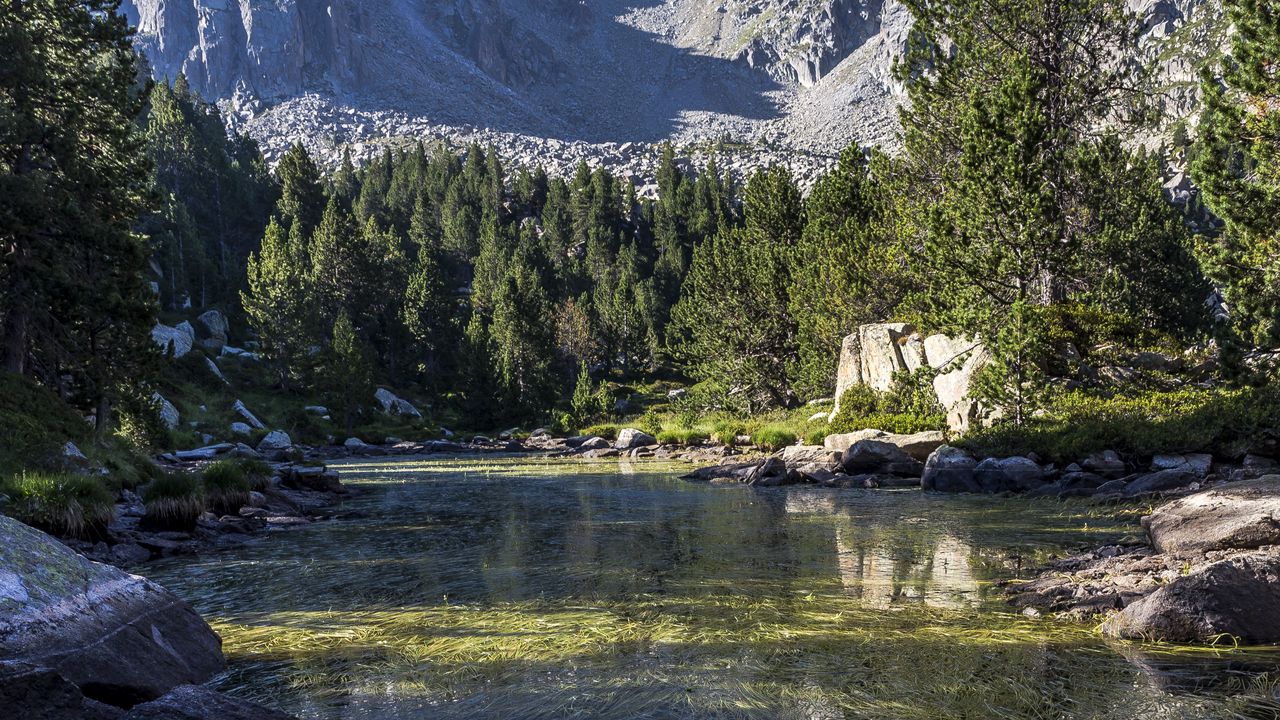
top-left (920, 445), bottom-right (979, 493)
top-left (614, 428), bottom-right (656, 449)
top-left (1143, 477), bottom-right (1280, 556)
top-left (1101, 550), bottom-right (1280, 644)
top-left (973, 456), bottom-right (1043, 493)
top-left (122, 684), bottom-right (295, 720)
top-left (0, 661), bottom-right (123, 720)
top-left (1122, 468), bottom-right (1197, 497)
top-left (0, 516), bottom-right (224, 708)
top-left (823, 429), bottom-right (944, 461)
top-left (256, 430), bottom-right (292, 453)
top-left (840, 440), bottom-right (923, 477)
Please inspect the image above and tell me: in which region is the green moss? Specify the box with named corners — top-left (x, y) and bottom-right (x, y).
top-left (0, 472), bottom-right (115, 539)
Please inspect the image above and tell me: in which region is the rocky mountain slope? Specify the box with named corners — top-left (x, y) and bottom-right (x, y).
top-left (121, 0), bottom-right (1227, 181)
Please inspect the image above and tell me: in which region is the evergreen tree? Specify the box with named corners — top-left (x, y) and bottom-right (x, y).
top-left (490, 245), bottom-right (558, 418)
top-left (671, 168), bottom-right (804, 410)
top-left (1191, 0), bottom-right (1280, 349)
top-left (0, 0), bottom-right (157, 433)
top-left (275, 143), bottom-right (325, 237)
top-left (322, 310), bottom-right (373, 436)
top-left (242, 218), bottom-right (313, 388)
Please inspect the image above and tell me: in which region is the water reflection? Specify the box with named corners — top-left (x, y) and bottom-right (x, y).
top-left (141, 457), bottom-right (1280, 719)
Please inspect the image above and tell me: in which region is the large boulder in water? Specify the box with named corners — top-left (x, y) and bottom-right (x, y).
top-left (0, 515), bottom-right (224, 707)
top-left (122, 685), bottom-right (294, 719)
top-left (921, 445), bottom-right (979, 493)
top-left (1101, 550), bottom-right (1280, 644)
top-left (823, 429), bottom-right (944, 461)
top-left (1144, 477), bottom-right (1280, 556)
top-left (614, 428), bottom-right (656, 449)
top-left (840, 440), bottom-right (922, 476)
top-left (973, 456), bottom-right (1043, 493)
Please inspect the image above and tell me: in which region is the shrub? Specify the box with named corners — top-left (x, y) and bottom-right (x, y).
top-left (141, 472), bottom-right (205, 531)
top-left (202, 461), bottom-right (252, 515)
top-left (580, 423), bottom-right (619, 440)
top-left (0, 372), bottom-right (91, 477)
top-left (710, 419), bottom-right (743, 444)
top-left (829, 370), bottom-right (948, 436)
top-left (753, 427), bottom-right (797, 451)
top-left (0, 472), bottom-right (115, 538)
top-left (656, 428), bottom-right (710, 446)
top-left (958, 386), bottom-right (1280, 462)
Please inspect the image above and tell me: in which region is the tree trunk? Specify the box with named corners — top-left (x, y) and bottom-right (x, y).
top-left (2, 301), bottom-right (29, 374)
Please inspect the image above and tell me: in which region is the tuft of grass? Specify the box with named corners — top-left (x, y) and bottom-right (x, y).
top-left (753, 427), bottom-right (797, 451)
top-left (0, 472), bottom-right (115, 538)
top-left (710, 419), bottom-right (744, 444)
top-left (141, 472), bottom-right (205, 530)
top-left (202, 460), bottom-right (252, 515)
top-left (655, 428), bottom-right (710, 446)
top-left (235, 458), bottom-right (274, 492)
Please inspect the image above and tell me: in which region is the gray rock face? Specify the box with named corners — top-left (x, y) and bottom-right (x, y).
top-left (840, 439), bottom-right (922, 476)
top-left (151, 322), bottom-right (194, 359)
top-left (122, 684), bottom-right (294, 720)
top-left (0, 516), bottom-right (224, 707)
top-left (1144, 478), bottom-right (1280, 556)
top-left (1102, 550), bottom-right (1280, 644)
top-left (830, 323), bottom-right (988, 432)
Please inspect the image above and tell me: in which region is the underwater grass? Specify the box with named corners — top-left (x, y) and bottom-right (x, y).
top-left (0, 471), bottom-right (115, 538)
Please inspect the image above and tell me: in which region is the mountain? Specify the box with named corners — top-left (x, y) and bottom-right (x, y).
top-left (120, 0), bottom-right (1226, 182)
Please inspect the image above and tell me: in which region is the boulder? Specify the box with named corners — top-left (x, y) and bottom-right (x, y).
top-left (781, 445), bottom-right (838, 468)
top-left (303, 405), bottom-right (328, 416)
top-left (1244, 454), bottom-right (1280, 478)
top-left (204, 357), bottom-right (228, 385)
top-left (840, 440), bottom-right (923, 477)
top-left (279, 466), bottom-right (341, 493)
top-left (151, 322), bottom-right (194, 359)
top-left (745, 456), bottom-right (795, 487)
top-left (576, 436), bottom-right (610, 451)
top-left (0, 516), bottom-right (223, 707)
top-left (229, 422), bottom-right (252, 436)
top-left (62, 441), bottom-right (90, 467)
top-left (921, 445), bottom-right (980, 493)
top-left (256, 431), bottom-right (292, 453)
top-left (1082, 450), bottom-right (1127, 479)
top-left (823, 429), bottom-right (945, 461)
top-left (0, 661), bottom-right (122, 720)
top-left (171, 444), bottom-right (233, 461)
top-left (1143, 478), bottom-right (1280, 556)
top-left (232, 400), bottom-right (265, 430)
top-left (614, 428), bottom-right (656, 450)
top-left (342, 437), bottom-right (370, 449)
top-left (1150, 453), bottom-right (1212, 477)
top-left (973, 456), bottom-right (1043, 493)
top-left (195, 310), bottom-right (229, 351)
top-left (1122, 468), bottom-right (1197, 497)
top-left (122, 685), bottom-right (294, 720)
top-left (374, 388), bottom-right (422, 419)
top-left (1101, 551), bottom-right (1280, 644)
top-left (152, 393), bottom-right (180, 430)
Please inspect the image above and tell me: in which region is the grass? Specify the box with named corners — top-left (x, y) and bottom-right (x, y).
top-left (202, 460), bottom-right (252, 515)
top-left (959, 386), bottom-right (1280, 463)
top-left (752, 426), bottom-right (797, 451)
top-left (141, 471), bottom-right (205, 530)
top-left (235, 458), bottom-right (274, 492)
top-left (655, 428), bottom-right (710, 446)
top-left (0, 472), bottom-right (115, 538)
top-left (0, 372), bottom-right (93, 477)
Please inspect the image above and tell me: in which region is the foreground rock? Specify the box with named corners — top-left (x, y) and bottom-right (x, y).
top-left (0, 516), bottom-right (224, 707)
top-left (823, 429), bottom-right (945, 461)
top-left (1010, 477), bottom-right (1280, 645)
top-left (123, 685), bottom-right (295, 720)
top-left (1100, 551), bottom-right (1280, 644)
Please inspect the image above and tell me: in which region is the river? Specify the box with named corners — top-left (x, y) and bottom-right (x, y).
top-left (142, 456), bottom-right (1280, 719)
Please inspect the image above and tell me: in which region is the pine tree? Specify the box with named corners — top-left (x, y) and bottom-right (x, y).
top-left (1, 0), bottom-right (157, 432)
top-left (322, 311), bottom-right (374, 436)
top-left (275, 143), bottom-right (325, 237)
top-left (490, 245), bottom-right (558, 418)
top-left (1191, 0), bottom-right (1280, 348)
top-left (242, 218), bottom-right (313, 388)
top-left (671, 168), bottom-right (804, 410)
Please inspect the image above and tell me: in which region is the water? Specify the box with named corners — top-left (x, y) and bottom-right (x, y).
top-left (143, 456), bottom-right (1280, 719)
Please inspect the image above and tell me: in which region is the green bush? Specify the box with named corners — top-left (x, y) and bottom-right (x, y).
top-left (656, 428), bottom-right (710, 446)
top-left (0, 372), bottom-right (91, 477)
top-left (754, 427), bottom-right (797, 451)
top-left (580, 423), bottom-right (619, 440)
top-left (0, 472), bottom-right (115, 538)
top-left (201, 460), bottom-right (252, 515)
top-left (829, 370), bottom-right (948, 436)
top-left (959, 386), bottom-right (1280, 462)
top-left (141, 472), bottom-right (205, 531)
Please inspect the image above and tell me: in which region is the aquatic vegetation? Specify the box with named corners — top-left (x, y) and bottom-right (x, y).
top-left (142, 457), bottom-right (1280, 719)
top-left (0, 471), bottom-right (115, 538)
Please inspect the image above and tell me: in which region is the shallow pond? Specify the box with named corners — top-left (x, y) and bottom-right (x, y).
top-left (143, 456), bottom-right (1280, 719)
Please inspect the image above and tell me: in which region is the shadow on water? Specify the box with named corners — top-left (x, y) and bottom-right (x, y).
top-left (142, 457), bottom-right (1280, 719)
